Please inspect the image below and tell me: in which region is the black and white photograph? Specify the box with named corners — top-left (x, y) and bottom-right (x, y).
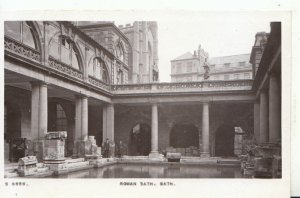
top-left (0, 2), bottom-right (298, 197)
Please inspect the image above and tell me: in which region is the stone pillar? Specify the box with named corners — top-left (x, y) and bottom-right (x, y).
top-left (254, 103), bottom-right (260, 143)
top-left (74, 95), bottom-right (89, 157)
top-left (102, 106), bottom-right (107, 141)
top-left (39, 83), bottom-right (48, 138)
top-left (269, 73), bottom-right (281, 143)
top-left (259, 90), bottom-right (269, 143)
top-left (106, 104), bottom-right (114, 142)
top-left (81, 96), bottom-right (88, 140)
top-left (74, 95), bottom-right (82, 141)
top-left (201, 103), bottom-right (210, 157)
top-left (149, 103), bottom-right (159, 158)
top-left (102, 104), bottom-right (115, 157)
top-left (30, 82), bottom-right (48, 161)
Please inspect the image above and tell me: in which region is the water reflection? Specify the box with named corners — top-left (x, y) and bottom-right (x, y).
top-left (53, 163), bottom-right (242, 178)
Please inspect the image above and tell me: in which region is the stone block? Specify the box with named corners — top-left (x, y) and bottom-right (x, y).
top-left (18, 156), bottom-right (38, 176)
top-left (166, 153), bottom-right (181, 161)
top-left (45, 131), bottom-right (67, 140)
top-left (254, 157), bottom-right (273, 178)
top-left (43, 139), bottom-right (65, 160)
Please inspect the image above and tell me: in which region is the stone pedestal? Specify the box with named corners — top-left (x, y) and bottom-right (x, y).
top-left (234, 134), bottom-right (243, 155)
top-left (75, 136), bottom-right (102, 158)
top-left (43, 139), bottom-right (65, 161)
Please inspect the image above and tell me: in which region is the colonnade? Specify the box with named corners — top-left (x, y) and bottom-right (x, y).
top-left (30, 82), bottom-right (212, 158)
top-left (255, 72), bottom-right (281, 144)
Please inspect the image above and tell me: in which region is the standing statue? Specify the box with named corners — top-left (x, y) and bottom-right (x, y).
top-left (203, 61), bottom-right (210, 80)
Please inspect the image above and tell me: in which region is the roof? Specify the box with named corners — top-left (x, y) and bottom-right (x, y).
top-left (209, 54), bottom-right (250, 65)
top-left (172, 52), bottom-right (196, 61)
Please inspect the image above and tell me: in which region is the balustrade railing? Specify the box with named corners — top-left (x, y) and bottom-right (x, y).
top-left (4, 36), bottom-right (40, 62)
top-left (111, 80), bottom-right (253, 94)
top-left (88, 76), bottom-right (110, 91)
top-left (48, 56), bottom-right (83, 80)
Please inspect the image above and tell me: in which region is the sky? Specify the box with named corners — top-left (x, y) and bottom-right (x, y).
top-left (116, 12), bottom-right (278, 82)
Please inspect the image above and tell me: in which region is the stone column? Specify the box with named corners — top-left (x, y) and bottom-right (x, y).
top-left (106, 104), bottom-right (114, 142)
top-left (74, 95), bottom-right (82, 141)
top-left (201, 102), bottom-right (210, 157)
top-left (269, 73), bottom-right (281, 143)
top-left (81, 96), bottom-right (88, 141)
top-left (102, 106), bottom-right (107, 141)
top-left (259, 90), bottom-right (269, 143)
top-left (39, 83), bottom-right (48, 138)
top-left (254, 103), bottom-right (260, 143)
top-left (74, 95), bottom-right (89, 157)
top-left (30, 82), bottom-right (48, 161)
top-left (149, 103), bottom-right (159, 158)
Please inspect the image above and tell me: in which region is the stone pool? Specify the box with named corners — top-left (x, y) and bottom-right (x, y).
top-left (50, 163), bottom-right (242, 178)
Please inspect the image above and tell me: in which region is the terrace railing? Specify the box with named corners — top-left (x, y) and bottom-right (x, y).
top-left (111, 80), bottom-right (253, 95)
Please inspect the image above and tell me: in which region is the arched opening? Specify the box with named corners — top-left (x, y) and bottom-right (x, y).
top-left (4, 21), bottom-right (38, 49)
top-left (88, 57), bottom-right (110, 84)
top-left (49, 35), bottom-right (81, 70)
top-left (170, 124), bottom-right (199, 149)
top-left (215, 123), bottom-right (235, 157)
top-left (129, 123), bottom-right (151, 156)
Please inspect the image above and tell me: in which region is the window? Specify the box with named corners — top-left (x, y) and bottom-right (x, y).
top-left (224, 74), bottom-right (229, 80)
top-left (210, 65), bottom-right (215, 70)
top-left (224, 63), bottom-right (230, 68)
top-left (5, 21), bottom-right (37, 49)
top-left (49, 36), bottom-right (80, 70)
top-left (214, 75), bottom-right (219, 80)
top-left (233, 73), bottom-right (240, 80)
top-left (56, 104), bottom-right (67, 131)
top-left (244, 73), bottom-right (250, 79)
top-left (89, 58), bottom-right (109, 83)
top-left (187, 62), bottom-right (193, 72)
top-left (176, 63), bottom-right (182, 73)
top-left (239, 62), bottom-right (246, 67)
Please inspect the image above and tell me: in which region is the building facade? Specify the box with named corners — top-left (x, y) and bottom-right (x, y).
top-left (118, 22), bottom-right (159, 83)
top-left (4, 21), bottom-right (281, 172)
top-left (171, 47), bottom-right (253, 82)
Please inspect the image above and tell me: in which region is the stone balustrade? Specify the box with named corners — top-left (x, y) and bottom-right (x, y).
top-left (4, 36), bottom-right (40, 62)
top-left (111, 80), bottom-right (253, 95)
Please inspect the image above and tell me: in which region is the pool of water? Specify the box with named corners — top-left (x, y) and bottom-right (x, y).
top-left (52, 163), bottom-right (242, 178)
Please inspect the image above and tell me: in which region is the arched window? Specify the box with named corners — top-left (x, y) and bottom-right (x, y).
top-left (56, 104), bottom-right (67, 131)
top-left (89, 57), bottom-right (109, 84)
top-left (49, 36), bottom-right (80, 70)
top-left (4, 21), bottom-right (37, 49)
top-left (115, 43), bottom-right (124, 62)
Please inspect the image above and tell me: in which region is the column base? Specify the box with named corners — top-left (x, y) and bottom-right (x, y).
top-left (200, 152), bottom-right (210, 158)
top-left (149, 151), bottom-right (163, 158)
top-left (32, 140), bottom-right (45, 162)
